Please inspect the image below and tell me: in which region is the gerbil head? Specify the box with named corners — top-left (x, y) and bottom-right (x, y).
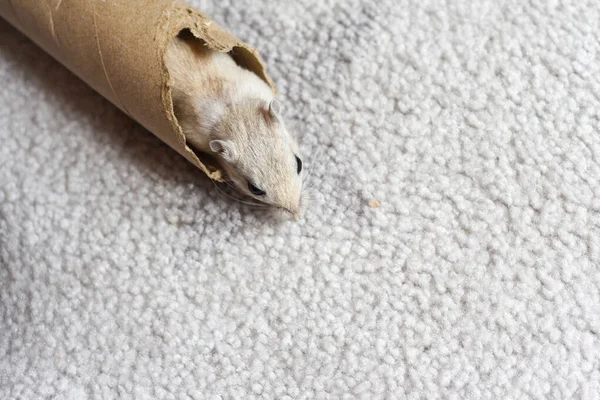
top-left (209, 99), bottom-right (305, 220)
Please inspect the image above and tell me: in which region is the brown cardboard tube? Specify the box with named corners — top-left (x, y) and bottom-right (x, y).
top-left (0, 0), bottom-right (275, 181)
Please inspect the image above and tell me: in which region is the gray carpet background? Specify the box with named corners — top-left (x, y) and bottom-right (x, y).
top-left (2, 0), bottom-right (600, 398)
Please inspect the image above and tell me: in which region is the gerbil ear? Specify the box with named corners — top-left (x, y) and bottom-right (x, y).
top-left (268, 99), bottom-right (282, 118)
top-left (209, 140), bottom-right (237, 162)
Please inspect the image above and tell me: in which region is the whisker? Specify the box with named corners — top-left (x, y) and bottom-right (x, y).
top-left (305, 182), bottom-right (317, 192)
top-left (301, 143), bottom-right (323, 188)
top-left (223, 181), bottom-right (239, 191)
top-left (211, 180), bottom-right (271, 208)
top-left (221, 182), bottom-right (270, 207)
top-left (303, 169), bottom-right (320, 189)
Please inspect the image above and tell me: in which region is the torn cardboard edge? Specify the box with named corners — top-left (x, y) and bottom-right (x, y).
top-left (159, 6), bottom-right (277, 182)
top-left (0, 0), bottom-right (276, 183)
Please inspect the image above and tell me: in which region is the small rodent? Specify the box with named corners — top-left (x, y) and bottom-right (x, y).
top-left (166, 34), bottom-right (305, 220)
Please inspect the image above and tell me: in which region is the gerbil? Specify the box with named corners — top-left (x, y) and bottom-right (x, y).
top-left (166, 34), bottom-right (305, 220)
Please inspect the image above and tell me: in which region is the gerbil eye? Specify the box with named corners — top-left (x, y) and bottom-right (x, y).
top-left (295, 156), bottom-right (302, 174)
top-left (248, 182), bottom-right (266, 196)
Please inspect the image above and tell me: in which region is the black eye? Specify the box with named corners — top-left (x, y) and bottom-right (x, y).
top-left (295, 156), bottom-right (302, 174)
top-left (248, 182), bottom-right (266, 196)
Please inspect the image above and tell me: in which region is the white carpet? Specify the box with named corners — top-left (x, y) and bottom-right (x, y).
top-left (2, 0), bottom-right (600, 398)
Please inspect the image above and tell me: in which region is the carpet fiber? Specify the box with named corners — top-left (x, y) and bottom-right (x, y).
top-left (1, 0), bottom-right (600, 398)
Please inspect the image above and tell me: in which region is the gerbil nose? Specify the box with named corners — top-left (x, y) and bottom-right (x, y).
top-left (284, 205), bottom-right (301, 221)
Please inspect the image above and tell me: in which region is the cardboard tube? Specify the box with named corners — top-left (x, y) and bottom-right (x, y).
top-left (0, 0), bottom-right (275, 181)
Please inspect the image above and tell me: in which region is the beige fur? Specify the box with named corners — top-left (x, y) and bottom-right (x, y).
top-left (166, 34), bottom-right (305, 219)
